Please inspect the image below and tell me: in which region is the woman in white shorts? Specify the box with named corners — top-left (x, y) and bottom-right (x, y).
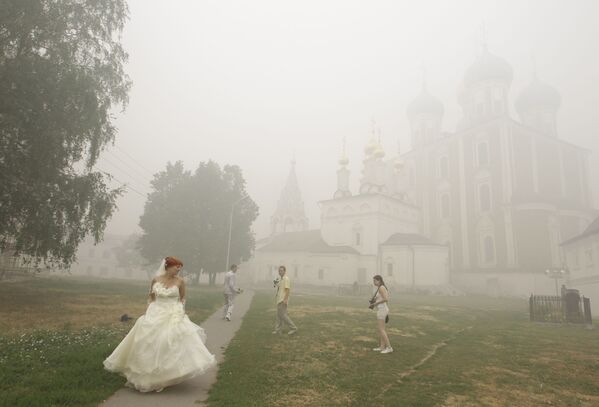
top-left (369, 275), bottom-right (392, 354)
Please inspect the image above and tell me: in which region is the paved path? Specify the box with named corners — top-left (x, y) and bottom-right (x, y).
top-left (101, 290), bottom-right (255, 407)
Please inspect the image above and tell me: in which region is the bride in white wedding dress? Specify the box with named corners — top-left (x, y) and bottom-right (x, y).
top-left (104, 256), bottom-right (216, 392)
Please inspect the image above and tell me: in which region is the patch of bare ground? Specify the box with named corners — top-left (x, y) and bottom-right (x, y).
top-left (388, 326), bottom-right (426, 337)
top-left (442, 394), bottom-right (477, 406)
top-left (394, 327), bottom-right (473, 384)
top-left (0, 294), bottom-right (144, 333)
top-left (288, 305), bottom-right (370, 318)
top-left (352, 335), bottom-right (374, 343)
top-left (268, 384), bottom-right (355, 407)
top-left (470, 380), bottom-right (556, 406)
top-left (458, 366), bottom-right (599, 407)
top-left (416, 305), bottom-right (449, 312)
top-left (392, 311), bottom-right (440, 322)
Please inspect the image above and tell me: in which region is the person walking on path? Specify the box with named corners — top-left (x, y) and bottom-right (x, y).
top-left (272, 265), bottom-right (298, 335)
top-left (103, 257), bottom-right (216, 392)
top-left (223, 264), bottom-right (242, 321)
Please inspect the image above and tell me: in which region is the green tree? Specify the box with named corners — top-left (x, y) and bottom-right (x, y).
top-left (139, 161), bottom-right (259, 285)
top-left (0, 0), bottom-right (131, 268)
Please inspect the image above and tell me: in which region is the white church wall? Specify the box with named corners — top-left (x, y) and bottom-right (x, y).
top-left (244, 250), bottom-right (377, 286)
top-left (451, 271), bottom-right (557, 297)
top-left (320, 195), bottom-right (420, 256)
top-left (562, 235), bottom-right (599, 314)
top-left (381, 245), bottom-right (449, 288)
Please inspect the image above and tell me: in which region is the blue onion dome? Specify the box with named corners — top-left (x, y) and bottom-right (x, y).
top-left (463, 49), bottom-right (513, 87)
top-left (407, 88), bottom-right (444, 119)
top-left (515, 77), bottom-right (561, 115)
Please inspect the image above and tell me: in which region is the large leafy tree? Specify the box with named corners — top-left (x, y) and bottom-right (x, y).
top-left (0, 0), bottom-right (131, 268)
top-left (139, 161), bottom-right (259, 285)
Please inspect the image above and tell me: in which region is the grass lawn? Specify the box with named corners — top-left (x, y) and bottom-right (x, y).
top-left (208, 291), bottom-right (599, 407)
top-left (0, 276), bottom-right (223, 407)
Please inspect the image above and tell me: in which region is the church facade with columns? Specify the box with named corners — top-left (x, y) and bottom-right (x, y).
top-left (397, 48), bottom-right (596, 296)
top-left (244, 47), bottom-right (596, 296)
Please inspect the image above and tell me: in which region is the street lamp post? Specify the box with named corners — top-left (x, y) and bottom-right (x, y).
top-left (544, 268), bottom-right (569, 297)
top-left (225, 195), bottom-right (249, 272)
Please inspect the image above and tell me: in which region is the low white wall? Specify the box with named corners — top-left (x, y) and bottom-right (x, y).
top-left (451, 271), bottom-right (560, 297)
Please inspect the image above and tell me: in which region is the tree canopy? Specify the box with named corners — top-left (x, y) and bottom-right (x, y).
top-left (139, 161), bottom-right (259, 285)
top-left (0, 0), bottom-right (131, 268)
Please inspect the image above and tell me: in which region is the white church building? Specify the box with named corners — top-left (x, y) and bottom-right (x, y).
top-left (244, 46), bottom-right (597, 297)
top-left (244, 150), bottom-right (450, 291)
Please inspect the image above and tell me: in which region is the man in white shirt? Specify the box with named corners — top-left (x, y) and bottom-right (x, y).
top-left (272, 265), bottom-right (297, 335)
top-left (223, 264), bottom-right (242, 321)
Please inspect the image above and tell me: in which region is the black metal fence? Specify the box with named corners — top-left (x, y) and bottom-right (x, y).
top-left (529, 294), bottom-right (592, 324)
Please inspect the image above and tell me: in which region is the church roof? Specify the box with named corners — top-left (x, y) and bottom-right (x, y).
top-left (463, 49), bottom-right (513, 87)
top-left (273, 160), bottom-right (307, 220)
top-left (258, 230), bottom-right (359, 254)
top-left (515, 77), bottom-right (561, 114)
top-left (407, 88), bottom-right (444, 119)
top-left (382, 233), bottom-right (445, 246)
top-left (561, 216), bottom-right (599, 246)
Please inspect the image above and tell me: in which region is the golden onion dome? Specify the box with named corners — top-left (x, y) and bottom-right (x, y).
top-left (364, 140), bottom-right (377, 156)
top-left (373, 144), bottom-right (385, 159)
top-left (338, 155), bottom-right (349, 166)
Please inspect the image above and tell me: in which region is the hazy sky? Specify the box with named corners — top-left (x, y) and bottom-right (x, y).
top-left (102, 0), bottom-right (599, 239)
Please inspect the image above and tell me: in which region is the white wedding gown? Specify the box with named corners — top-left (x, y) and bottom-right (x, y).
top-left (103, 282), bottom-right (216, 392)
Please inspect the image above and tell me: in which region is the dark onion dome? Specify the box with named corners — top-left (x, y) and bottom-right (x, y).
top-left (463, 49), bottom-right (513, 87)
top-left (515, 77), bottom-right (561, 114)
top-left (407, 88), bottom-right (444, 119)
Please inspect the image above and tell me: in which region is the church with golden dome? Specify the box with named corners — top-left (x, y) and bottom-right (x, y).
top-left (244, 47), bottom-right (596, 296)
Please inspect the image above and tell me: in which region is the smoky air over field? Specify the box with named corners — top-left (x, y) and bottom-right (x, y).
top-left (4, 2), bottom-right (599, 403)
top-left (105, 0), bottom-right (599, 240)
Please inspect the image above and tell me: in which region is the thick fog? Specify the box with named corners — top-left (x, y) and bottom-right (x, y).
top-left (103, 0), bottom-right (599, 238)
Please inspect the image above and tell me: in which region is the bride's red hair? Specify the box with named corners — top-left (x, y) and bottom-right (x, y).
top-left (165, 256), bottom-right (183, 268)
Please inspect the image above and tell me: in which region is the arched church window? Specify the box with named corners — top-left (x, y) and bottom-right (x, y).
top-left (477, 142), bottom-right (489, 167)
top-left (439, 156), bottom-right (449, 178)
top-left (284, 217), bottom-right (294, 232)
top-left (476, 103), bottom-right (484, 117)
top-left (355, 232), bottom-right (361, 246)
top-left (446, 241), bottom-right (453, 268)
top-left (440, 193), bottom-right (451, 219)
top-left (386, 263), bottom-right (394, 277)
top-left (479, 184), bottom-right (491, 212)
top-left (484, 236), bottom-right (495, 263)
top-left (494, 100), bottom-right (503, 114)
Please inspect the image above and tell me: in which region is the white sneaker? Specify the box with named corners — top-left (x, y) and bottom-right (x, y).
top-left (380, 347), bottom-right (394, 354)
top-left (372, 347), bottom-right (382, 352)
top-left (271, 330), bottom-right (280, 334)
top-left (225, 316), bottom-right (231, 321)
top-left (288, 329), bottom-right (298, 335)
